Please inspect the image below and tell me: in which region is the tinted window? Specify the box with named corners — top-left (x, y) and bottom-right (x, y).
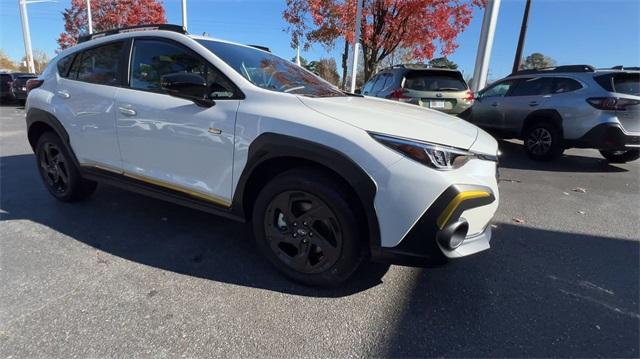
top-left (480, 80), bottom-right (516, 98)
top-left (404, 71), bottom-right (467, 91)
top-left (0, 74), bottom-right (11, 83)
top-left (71, 42), bottom-right (124, 85)
top-left (361, 76), bottom-right (377, 94)
top-left (553, 77), bottom-right (582, 94)
top-left (197, 40), bottom-right (344, 98)
top-left (596, 73), bottom-right (640, 96)
top-left (57, 54), bottom-right (75, 78)
top-left (510, 77), bottom-right (555, 96)
top-left (371, 73), bottom-right (390, 93)
top-left (130, 39), bottom-right (238, 99)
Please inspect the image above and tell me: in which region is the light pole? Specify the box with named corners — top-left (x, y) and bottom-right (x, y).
top-left (512, 0), bottom-right (532, 73)
top-left (18, 0), bottom-right (35, 73)
top-left (471, 0), bottom-right (501, 92)
top-left (87, 0), bottom-right (93, 34)
top-left (181, 0), bottom-right (188, 30)
top-left (18, 0), bottom-right (56, 74)
top-left (349, 0), bottom-right (363, 93)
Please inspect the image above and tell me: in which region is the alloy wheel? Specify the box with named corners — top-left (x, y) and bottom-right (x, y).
top-left (526, 127), bottom-right (553, 155)
top-left (263, 190), bottom-right (342, 274)
top-left (39, 142), bottom-right (70, 194)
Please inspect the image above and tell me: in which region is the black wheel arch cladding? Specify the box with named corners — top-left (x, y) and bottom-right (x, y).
top-left (232, 132), bottom-right (381, 250)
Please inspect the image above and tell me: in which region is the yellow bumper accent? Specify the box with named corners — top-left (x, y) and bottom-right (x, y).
top-left (437, 190), bottom-right (491, 229)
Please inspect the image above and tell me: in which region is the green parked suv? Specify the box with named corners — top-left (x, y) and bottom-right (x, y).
top-left (360, 65), bottom-right (474, 115)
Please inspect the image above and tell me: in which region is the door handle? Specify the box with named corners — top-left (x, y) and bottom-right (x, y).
top-left (57, 90), bottom-right (70, 99)
top-left (491, 102), bottom-right (498, 107)
top-left (118, 107), bottom-right (137, 116)
top-left (528, 101), bottom-right (539, 107)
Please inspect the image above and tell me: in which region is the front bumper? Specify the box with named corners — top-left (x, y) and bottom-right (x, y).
top-left (566, 123), bottom-right (640, 150)
top-left (371, 183), bottom-right (497, 267)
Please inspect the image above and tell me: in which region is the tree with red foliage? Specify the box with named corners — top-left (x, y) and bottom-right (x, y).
top-left (58, 0), bottom-right (167, 50)
top-left (284, 0), bottom-right (485, 82)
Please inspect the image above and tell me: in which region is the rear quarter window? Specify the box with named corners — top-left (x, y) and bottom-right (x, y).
top-left (57, 54), bottom-right (76, 78)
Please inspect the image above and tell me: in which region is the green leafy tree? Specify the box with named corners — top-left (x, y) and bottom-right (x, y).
top-left (428, 57), bottom-right (458, 69)
top-left (520, 52), bottom-right (557, 70)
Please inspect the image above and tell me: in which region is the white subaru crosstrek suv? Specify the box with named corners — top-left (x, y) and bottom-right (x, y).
top-left (26, 25), bottom-right (499, 286)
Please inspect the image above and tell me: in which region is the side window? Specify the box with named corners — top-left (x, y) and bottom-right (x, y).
top-left (480, 80), bottom-right (516, 98)
top-left (56, 54), bottom-right (76, 78)
top-left (0, 74), bottom-right (11, 84)
top-left (72, 42), bottom-right (124, 85)
top-left (509, 77), bottom-right (555, 96)
top-left (553, 77), bottom-right (582, 94)
top-left (362, 76), bottom-right (377, 94)
top-left (130, 39), bottom-right (238, 99)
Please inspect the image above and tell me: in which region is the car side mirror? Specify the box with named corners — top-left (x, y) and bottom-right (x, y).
top-left (161, 73), bottom-right (215, 108)
top-left (354, 88), bottom-right (361, 95)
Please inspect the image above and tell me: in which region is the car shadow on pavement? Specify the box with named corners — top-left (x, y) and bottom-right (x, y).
top-left (0, 154), bottom-right (389, 298)
top-left (380, 222), bottom-right (640, 358)
top-left (497, 140), bottom-right (629, 173)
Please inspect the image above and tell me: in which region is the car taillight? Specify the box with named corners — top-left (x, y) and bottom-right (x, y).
top-left (25, 79), bottom-right (43, 93)
top-left (389, 88), bottom-right (411, 102)
top-left (464, 90), bottom-right (475, 102)
top-left (587, 97), bottom-right (640, 111)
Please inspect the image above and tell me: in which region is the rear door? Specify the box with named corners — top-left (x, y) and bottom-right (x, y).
top-left (54, 41), bottom-right (127, 169)
top-left (500, 77), bottom-right (555, 131)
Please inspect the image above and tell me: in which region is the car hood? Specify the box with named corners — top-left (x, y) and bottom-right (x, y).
top-left (298, 95), bottom-right (479, 150)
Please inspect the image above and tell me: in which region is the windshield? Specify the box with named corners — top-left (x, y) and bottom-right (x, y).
top-left (197, 40), bottom-right (344, 98)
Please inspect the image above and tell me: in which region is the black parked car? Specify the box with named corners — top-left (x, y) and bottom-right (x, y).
top-left (0, 72), bottom-right (36, 104)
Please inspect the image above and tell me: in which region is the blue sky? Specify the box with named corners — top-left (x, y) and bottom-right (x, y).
top-left (1, 0), bottom-right (638, 79)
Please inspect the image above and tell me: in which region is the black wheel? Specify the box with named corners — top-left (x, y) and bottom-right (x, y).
top-left (252, 168), bottom-right (363, 287)
top-left (523, 122), bottom-right (564, 161)
top-left (599, 149), bottom-right (640, 163)
top-left (35, 132), bottom-right (97, 202)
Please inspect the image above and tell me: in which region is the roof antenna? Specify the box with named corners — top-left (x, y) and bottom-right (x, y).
top-left (202, 32), bottom-right (209, 37)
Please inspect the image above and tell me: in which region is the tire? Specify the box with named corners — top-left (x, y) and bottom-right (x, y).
top-left (599, 149), bottom-right (640, 163)
top-left (252, 168), bottom-right (364, 287)
top-left (35, 132), bottom-right (97, 202)
top-left (523, 122), bottom-right (564, 161)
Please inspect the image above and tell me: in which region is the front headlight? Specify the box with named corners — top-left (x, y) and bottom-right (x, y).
top-left (370, 132), bottom-right (496, 170)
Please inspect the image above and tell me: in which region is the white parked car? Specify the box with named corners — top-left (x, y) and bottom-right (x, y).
top-left (26, 25), bottom-right (499, 286)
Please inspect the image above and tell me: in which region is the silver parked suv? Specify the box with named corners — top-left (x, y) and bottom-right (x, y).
top-left (466, 65), bottom-right (639, 162)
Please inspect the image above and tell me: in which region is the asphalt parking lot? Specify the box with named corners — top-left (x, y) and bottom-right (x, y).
top-left (1, 103), bottom-right (638, 358)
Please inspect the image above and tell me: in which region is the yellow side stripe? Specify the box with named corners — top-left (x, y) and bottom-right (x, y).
top-left (437, 190), bottom-right (491, 229)
top-left (81, 163), bottom-right (231, 207)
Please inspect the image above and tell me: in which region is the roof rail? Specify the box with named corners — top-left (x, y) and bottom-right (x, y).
top-left (77, 24), bottom-right (187, 44)
top-left (247, 44), bottom-right (271, 52)
top-left (511, 64), bottom-right (595, 76)
top-left (606, 65), bottom-right (640, 71)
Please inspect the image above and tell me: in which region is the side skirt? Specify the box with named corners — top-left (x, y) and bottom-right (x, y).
top-left (80, 166), bottom-right (246, 223)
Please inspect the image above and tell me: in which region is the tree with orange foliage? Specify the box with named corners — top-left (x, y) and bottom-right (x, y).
top-left (284, 0), bottom-right (485, 83)
top-left (58, 0), bottom-right (167, 50)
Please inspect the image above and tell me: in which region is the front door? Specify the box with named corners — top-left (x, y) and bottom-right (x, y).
top-left (471, 79), bottom-right (518, 130)
top-left (115, 38), bottom-right (242, 206)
